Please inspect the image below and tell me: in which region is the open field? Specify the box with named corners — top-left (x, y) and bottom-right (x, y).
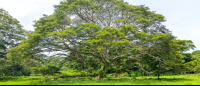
top-left (0, 74), bottom-right (200, 85)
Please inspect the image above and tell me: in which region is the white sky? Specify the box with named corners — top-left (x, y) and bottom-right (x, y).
top-left (0, 0), bottom-right (199, 53)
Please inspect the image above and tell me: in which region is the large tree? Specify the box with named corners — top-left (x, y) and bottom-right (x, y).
top-left (7, 0), bottom-right (195, 79)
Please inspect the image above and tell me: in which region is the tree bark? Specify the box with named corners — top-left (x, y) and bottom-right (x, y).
top-left (158, 61), bottom-right (161, 80)
top-left (158, 71), bottom-right (160, 80)
top-left (96, 75), bottom-right (103, 81)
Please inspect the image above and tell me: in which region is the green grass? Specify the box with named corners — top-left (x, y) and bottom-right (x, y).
top-left (0, 74), bottom-right (200, 85)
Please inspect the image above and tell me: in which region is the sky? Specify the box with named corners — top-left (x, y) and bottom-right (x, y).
top-left (0, 0), bottom-right (199, 53)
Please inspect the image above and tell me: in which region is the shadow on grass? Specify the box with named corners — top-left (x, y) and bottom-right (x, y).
top-left (155, 78), bottom-right (192, 81)
top-left (105, 77), bottom-right (192, 81)
top-left (0, 76), bottom-right (43, 83)
top-left (0, 77), bottom-right (20, 82)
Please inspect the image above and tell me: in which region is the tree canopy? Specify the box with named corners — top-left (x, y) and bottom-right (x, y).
top-left (7, 0), bottom-right (195, 79)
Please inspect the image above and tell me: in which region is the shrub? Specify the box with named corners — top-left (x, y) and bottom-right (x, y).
top-left (2, 64), bottom-right (31, 76)
top-left (21, 68), bottom-right (31, 76)
top-left (118, 73), bottom-right (129, 78)
top-left (31, 65), bottom-right (61, 76)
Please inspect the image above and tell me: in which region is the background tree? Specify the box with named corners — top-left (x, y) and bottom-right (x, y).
top-left (183, 50), bottom-right (200, 74)
top-left (1, 63), bottom-right (31, 77)
top-left (0, 8), bottom-right (26, 59)
top-left (0, 8), bottom-right (27, 76)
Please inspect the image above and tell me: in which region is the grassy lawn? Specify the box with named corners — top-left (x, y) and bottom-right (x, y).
top-left (0, 74), bottom-right (200, 85)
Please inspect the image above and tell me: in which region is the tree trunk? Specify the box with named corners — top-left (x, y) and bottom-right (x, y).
top-left (96, 75), bottom-right (104, 81)
top-left (158, 72), bottom-right (160, 80)
top-left (158, 62), bottom-right (161, 80)
top-left (113, 74), bottom-right (118, 78)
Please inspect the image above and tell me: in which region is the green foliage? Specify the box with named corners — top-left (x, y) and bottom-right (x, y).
top-left (184, 59), bottom-right (200, 73)
top-left (182, 53), bottom-right (193, 63)
top-left (1, 63), bottom-right (31, 76)
top-left (192, 50), bottom-right (200, 55)
top-left (107, 67), bottom-right (117, 74)
top-left (31, 66), bottom-right (61, 76)
top-left (94, 65), bottom-right (107, 77)
top-left (181, 50), bottom-right (200, 74)
top-left (0, 8), bottom-right (26, 59)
